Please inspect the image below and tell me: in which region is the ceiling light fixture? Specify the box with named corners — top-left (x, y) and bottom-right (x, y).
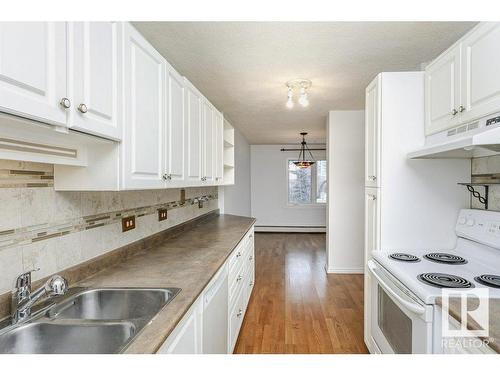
top-left (285, 79), bottom-right (312, 109)
top-left (286, 87), bottom-right (294, 109)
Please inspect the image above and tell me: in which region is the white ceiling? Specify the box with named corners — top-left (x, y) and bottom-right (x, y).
top-left (133, 22), bottom-right (477, 144)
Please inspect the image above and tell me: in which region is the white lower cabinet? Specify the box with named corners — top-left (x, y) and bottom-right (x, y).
top-left (158, 296), bottom-right (203, 354)
top-left (158, 227), bottom-right (255, 354)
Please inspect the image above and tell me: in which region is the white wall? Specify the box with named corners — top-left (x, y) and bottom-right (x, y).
top-left (250, 145), bottom-right (326, 231)
top-left (222, 125), bottom-right (251, 217)
top-left (327, 110), bottom-right (365, 273)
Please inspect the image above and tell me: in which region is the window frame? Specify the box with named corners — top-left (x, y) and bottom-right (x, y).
top-left (286, 158), bottom-right (327, 208)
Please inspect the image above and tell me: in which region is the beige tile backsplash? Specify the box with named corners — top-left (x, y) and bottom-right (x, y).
top-left (471, 154), bottom-right (500, 211)
top-left (0, 160), bottom-right (219, 294)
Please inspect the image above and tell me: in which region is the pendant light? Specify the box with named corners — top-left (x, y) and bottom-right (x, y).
top-left (293, 132), bottom-right (315, 169)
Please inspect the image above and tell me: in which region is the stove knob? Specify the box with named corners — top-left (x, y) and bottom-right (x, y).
top-left (466, 218), bottom-right (475, 227)
top-left (458, 217), bottom-right (467, 225)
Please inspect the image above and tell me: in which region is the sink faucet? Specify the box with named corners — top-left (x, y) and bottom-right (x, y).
top-left (11, 270), bottom-right (68, 324)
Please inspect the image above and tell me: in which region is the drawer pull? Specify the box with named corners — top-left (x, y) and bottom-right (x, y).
top-left (236, 252), bottom-right (242, 258)
top-left (237, 275), bottom-right (242, 282)
top-left (237, 309), bottom-right (243, 318)
top-left (249, 256), bottom-right (253, 261)
top-left (249, 282), bottom-right (254, 286)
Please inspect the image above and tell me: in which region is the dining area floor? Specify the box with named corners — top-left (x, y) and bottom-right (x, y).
top-left (234, 232), bottom-right (368, 354)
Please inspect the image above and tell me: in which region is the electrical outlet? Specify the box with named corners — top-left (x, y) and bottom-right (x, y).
top-left (121, 215), bottom-right (136, 232)
top-left (158, 208), bottom-right (168, 221)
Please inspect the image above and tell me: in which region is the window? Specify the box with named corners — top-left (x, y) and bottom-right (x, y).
top-left (288, 160), bottom-right (327, 205)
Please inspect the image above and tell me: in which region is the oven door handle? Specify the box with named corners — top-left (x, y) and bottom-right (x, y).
top-left (368, 260), bottom-right (426, 315)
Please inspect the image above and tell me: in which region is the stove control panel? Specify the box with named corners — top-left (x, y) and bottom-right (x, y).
top-left (456, 209), bottom-right (500, 249)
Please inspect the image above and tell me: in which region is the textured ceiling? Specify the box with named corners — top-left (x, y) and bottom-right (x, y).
top-left (133, 22), bottom-right (477, 144)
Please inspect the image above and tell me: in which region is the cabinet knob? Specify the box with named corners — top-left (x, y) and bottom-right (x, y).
top-left (237, 275), bottom-right (242, 282)
top-left (162, 174), bottom-right (167, 181)
top-left (236, 252), bottom-right (241, 258)
top-left (368, 175), bottom-right (377, 181)
top-left (458, 105), bottom-right (465, 113)
top-left (237, 309), bottom-right (243, 317)
top-left (451, 108), bottom-right (458, 116)
top-left (368, 194), bottom-right (377, 201)
top-left (249, 256), bottom-right (253, 261)
top-left (59, 98), bottom-right (71, 109)
top-left (78, 103), bottom-right (88, 113)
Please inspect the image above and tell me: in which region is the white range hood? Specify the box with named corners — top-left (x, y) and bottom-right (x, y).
top-left (408, 112), bottom-right (500, 159)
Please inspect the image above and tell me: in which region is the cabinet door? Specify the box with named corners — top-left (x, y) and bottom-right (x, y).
top-left (165, 64), bottom-right (185, 184)
top-left (122, 23), bottom-right (166, 189)
top-left (184, 79), bottom-right (203, 184)
top-left (202, 101), bottom-right (215, 183)
top-left (365, 188), bottom-right (380, 261)
top-left (460, 23), bottom-right (500, 123)
top-left (365, 77), bottom-right (380, 187)
top-left (214, 110), bottom-right (224, 183)
top-left (69, 22), bottom-right (122, 140)
top-left (158, 298), bottom-right (202, 354)
top-left (0, 22), bottom-right (67, 126)
top-left (424, 45), bottom-right (461, 135)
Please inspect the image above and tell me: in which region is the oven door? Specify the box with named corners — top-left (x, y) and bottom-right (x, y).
top-left (368, 260), bottom-right (434, 354)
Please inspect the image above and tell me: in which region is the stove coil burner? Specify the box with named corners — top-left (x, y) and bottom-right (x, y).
top-left (389, 253), bottom-right (420, 262)
top-left (423, 253), bottom-right (467, 265)
top-left (475, 275), bottom-right (500, 289)
top-left (417, 273), bottom-right (474, 289)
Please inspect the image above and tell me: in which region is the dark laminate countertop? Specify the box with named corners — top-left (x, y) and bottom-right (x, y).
top-left (436, 297), bottom-right (500, 353)
top-left (75, 214), bottom-right (255, 353)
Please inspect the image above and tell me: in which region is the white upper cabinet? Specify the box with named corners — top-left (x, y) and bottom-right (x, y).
top-left (122, 23), bottom-right (166, 189)
top-left (214, 110), bottom-right (224, 183)
top-left (365, 76), bottom-right (380, 187)
top-left (424, 44), bottom-right (461, 135)
top-left (460, 23), bottom-right (500, 122)
top-left (68, 22), bottom-right (122, 140)
top-left (424, 22), bottom-right (500, 135)
top-left (184, 78), bottom-right (203, 184)
top-left (165, 63), bottom-right (185, 184)
top-left (202, 101), bottom-right (215, 183)
top-left (0, 22), bottom-right (67, 126)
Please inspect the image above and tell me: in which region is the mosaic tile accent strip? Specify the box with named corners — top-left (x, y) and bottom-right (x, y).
top-left (0, 160), bottom-right (53, 188)
top-left (0, 193), bottom-right (218, 251)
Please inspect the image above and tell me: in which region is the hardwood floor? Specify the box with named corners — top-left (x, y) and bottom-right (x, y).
top-left (234, 232), bottom-right (368, 354)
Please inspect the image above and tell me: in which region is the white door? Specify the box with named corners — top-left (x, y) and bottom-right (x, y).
top-left (68, 22), bottom-right (122, 140)
top-left (165, 63), bottom-right (185, 184)
top-left (0, 22), bottom-right (67, 126)
top-left (365, 77), bottom-right (380, 187)
top-left (460, 23), bottom-right (500, 123)
top-left (184, 78), bottom-right (203, 185)
top-left (203, 101), bottom-right (215, 183)
top-left (214, 110), bottom-right (224, 183)
top-left (122, 23), bottom-right (165, 189)
top-left (424, 45), bottom-right (461, 135)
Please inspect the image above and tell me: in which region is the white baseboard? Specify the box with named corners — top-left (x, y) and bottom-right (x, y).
top-left (255, 226), bottom-right (326, 233)
top-left (325, 265), bottom-right (364, 274)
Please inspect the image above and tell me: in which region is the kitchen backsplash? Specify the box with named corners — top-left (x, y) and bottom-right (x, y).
top-left (471, 155), bottom-right (500, 211)
top-left (0, 160), bottom-right (218, 294)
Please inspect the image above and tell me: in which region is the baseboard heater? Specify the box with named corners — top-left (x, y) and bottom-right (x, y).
top-left (254, 225), bottom-right (326, 233)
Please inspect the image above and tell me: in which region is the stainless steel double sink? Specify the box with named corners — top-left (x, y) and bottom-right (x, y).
top-left (0, 287), bottom-right (180, 354)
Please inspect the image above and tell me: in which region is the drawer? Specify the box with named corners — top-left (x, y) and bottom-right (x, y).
top-left (228, 280), bottom-right (247, 352)
top-left (229, 264), bottom-right (246, 307)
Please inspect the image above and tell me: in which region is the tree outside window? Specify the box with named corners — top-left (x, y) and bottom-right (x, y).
top-left (288, 160), bottom-right (327, 205)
